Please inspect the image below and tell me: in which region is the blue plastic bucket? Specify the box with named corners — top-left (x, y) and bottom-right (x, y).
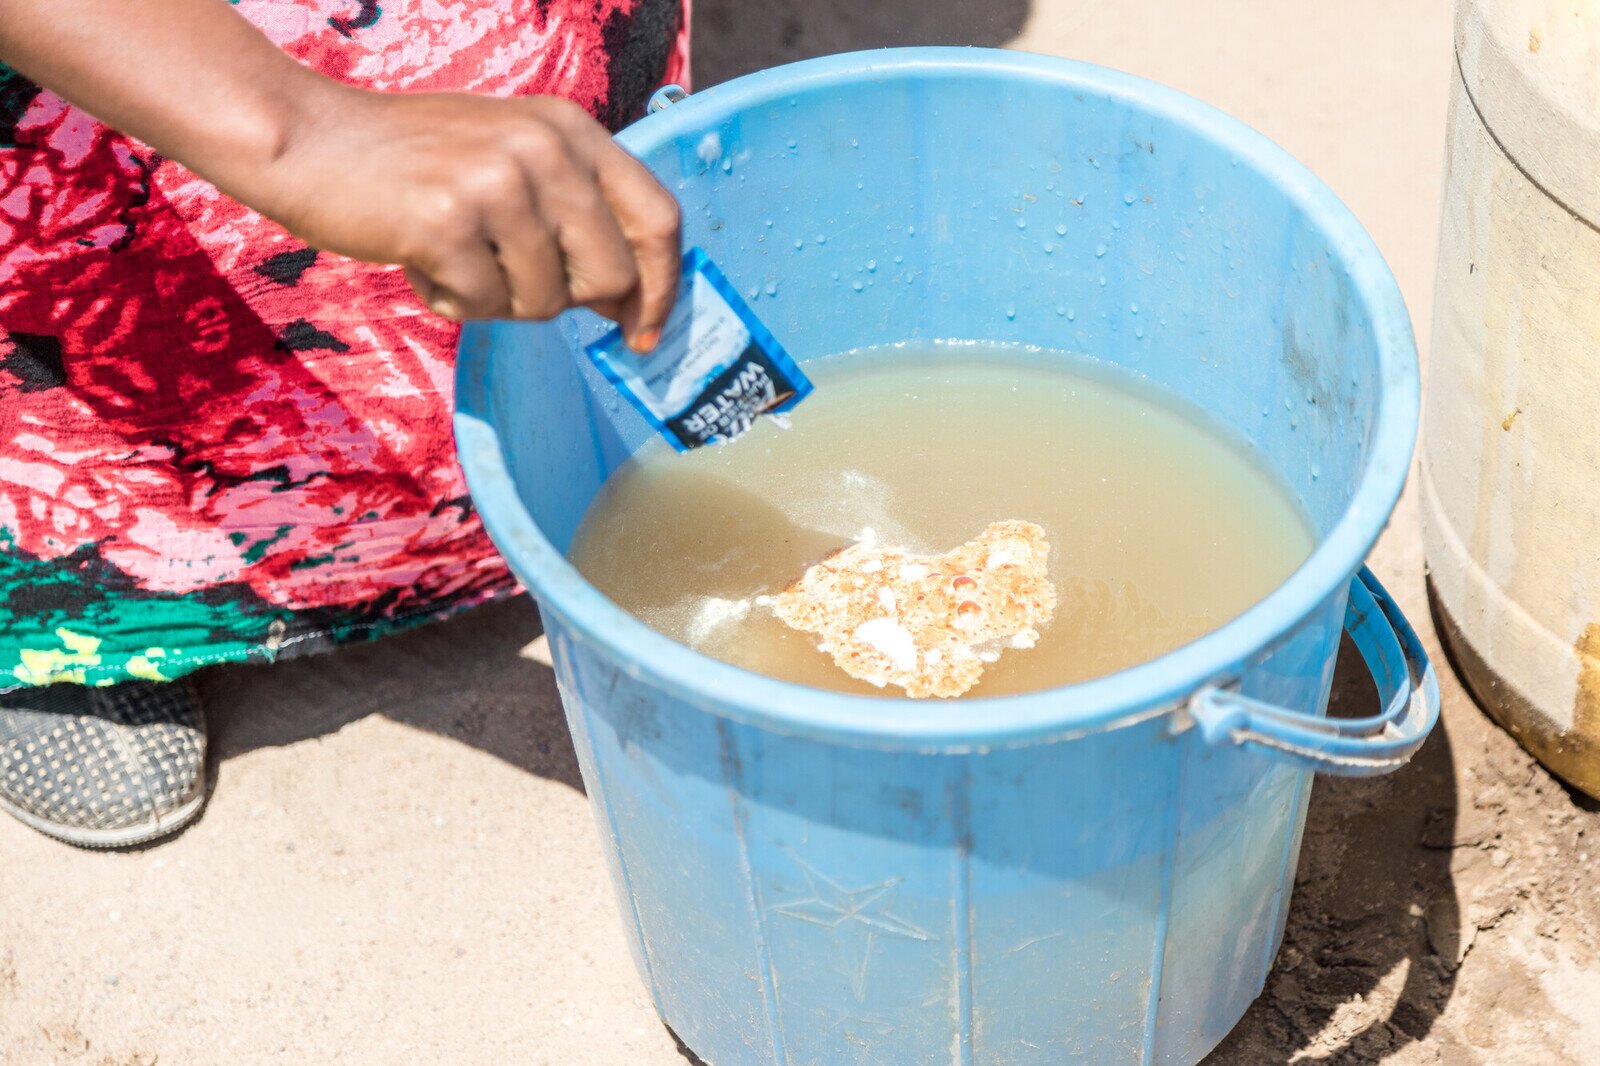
top-left (455, 48), bottom-right (1438, 1066)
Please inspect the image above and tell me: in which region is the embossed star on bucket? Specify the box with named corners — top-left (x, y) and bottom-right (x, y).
top-left (771, 855), bottom-right (934, 1002)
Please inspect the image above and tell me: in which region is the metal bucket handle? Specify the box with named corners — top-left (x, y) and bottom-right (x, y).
top-left (1189, 568), bottom-right (1440, 776)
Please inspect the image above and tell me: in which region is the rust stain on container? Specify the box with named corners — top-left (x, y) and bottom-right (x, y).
top-left (1432, 585), bottom-right (1600, 799)
top-left (1573, 624), bottom-right (1600, 738)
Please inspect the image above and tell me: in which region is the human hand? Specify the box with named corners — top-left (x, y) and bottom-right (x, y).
top-left (255, 89), bottom-right (681, 350)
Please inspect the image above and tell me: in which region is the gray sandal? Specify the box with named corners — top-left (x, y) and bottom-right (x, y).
top-left (0, 680), bottom-right (207, 848)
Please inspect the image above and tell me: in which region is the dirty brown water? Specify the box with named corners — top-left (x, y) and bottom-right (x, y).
top-left (571, 342), bottom-right (1315, 697)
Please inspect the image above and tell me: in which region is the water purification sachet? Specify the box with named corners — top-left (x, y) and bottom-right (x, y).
top-left (586, 248), bottom-right (811, 452)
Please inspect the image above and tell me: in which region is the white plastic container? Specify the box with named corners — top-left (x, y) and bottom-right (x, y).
top-left (1424, 0), bottom-right (1600, 796)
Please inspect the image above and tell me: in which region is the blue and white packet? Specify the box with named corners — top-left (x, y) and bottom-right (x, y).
top-left (586, 248), bottom-right (812, 452)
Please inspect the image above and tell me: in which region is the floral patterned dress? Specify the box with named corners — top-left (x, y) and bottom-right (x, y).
top-left (0, 0), bottom-right (689, 689)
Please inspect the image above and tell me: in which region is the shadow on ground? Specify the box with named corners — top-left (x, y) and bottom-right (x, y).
top-left (1206, 634), bottom-right (1461, 1064)
top-left (692, 0), bottom-right (1032, 88)
top-left (201, 595), bottom-right (579, 791)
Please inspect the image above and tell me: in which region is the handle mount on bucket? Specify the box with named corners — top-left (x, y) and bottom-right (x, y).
top-left (648, 85), bottom-right (689, 114)
top-left (1188, 568), bottom-right (1439, 776)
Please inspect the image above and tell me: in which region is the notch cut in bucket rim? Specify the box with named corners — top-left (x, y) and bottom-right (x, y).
top-left (453, 47), bottom-right (1419, 751)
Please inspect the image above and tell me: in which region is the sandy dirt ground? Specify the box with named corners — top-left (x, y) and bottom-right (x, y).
top-left (5, 1), bottom-right (1599, 1063)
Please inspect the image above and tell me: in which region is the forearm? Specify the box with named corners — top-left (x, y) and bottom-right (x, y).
top-left (0, 0), bottom-right (338, 205)
top-left (0, 1), bottom-right (681, 339)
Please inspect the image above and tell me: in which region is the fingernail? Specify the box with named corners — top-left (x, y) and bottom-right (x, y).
top-left (628, 328), bottom-right (662, 354)
top-left (430, 297), bottom-right (464, 321)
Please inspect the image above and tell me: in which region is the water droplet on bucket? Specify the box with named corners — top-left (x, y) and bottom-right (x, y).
top-left (1043, 243), bottom-right (1055, 254)
top-left (893, 255), bottom-right (903, 264)
top-left (1134, 325), bottom-right (1144, 338)
top-left (852, 279), bottom-right (864, 292)
top-left (851, 138), bottom-right (859, 149)
top-left (1005, 305), bottom-right (1017, 320)
top-left (764, 219), bottom-right (773, 228)
top-left (1098, 275), bottom-right (1107, 287)
top-left (1095, 243), bottom-right (1107, 258)
top-left (747, 286), bottom-right (759, 301)
top-left (1052, 223), bottom-right (1066, 237)
top-left (866, 260), bottom-right (877, 272)
top-left (906, 225), bottom-right (916, 237)
top-left (794, 238), bottom-right (804, 250)
top-left (786, 138), bottom-right (797, 149)
top-left (1066, 309), bottom-right (1076, 321)
top-left (1055, 306), bottom-right (1066, 316)
top-left (1310, 462), bottom-right (1321, 480)
top-left (815, 234), bottom-right (827, 244)
top-left (1130, 303), bottom-right (1139, 314)
top-left (1015, 218), bottom-right (1027, 230)
top-left (721, 158), bottom-right (733, 174)
top-left (1123, 192), bottom-right (1136, 205)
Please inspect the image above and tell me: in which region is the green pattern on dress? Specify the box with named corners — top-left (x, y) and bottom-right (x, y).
top-left (0, 533), bottom-right (295, 687)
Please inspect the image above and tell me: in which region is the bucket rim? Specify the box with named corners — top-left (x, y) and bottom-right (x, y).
top-left (454, 46), bottom-right (1419, 750)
